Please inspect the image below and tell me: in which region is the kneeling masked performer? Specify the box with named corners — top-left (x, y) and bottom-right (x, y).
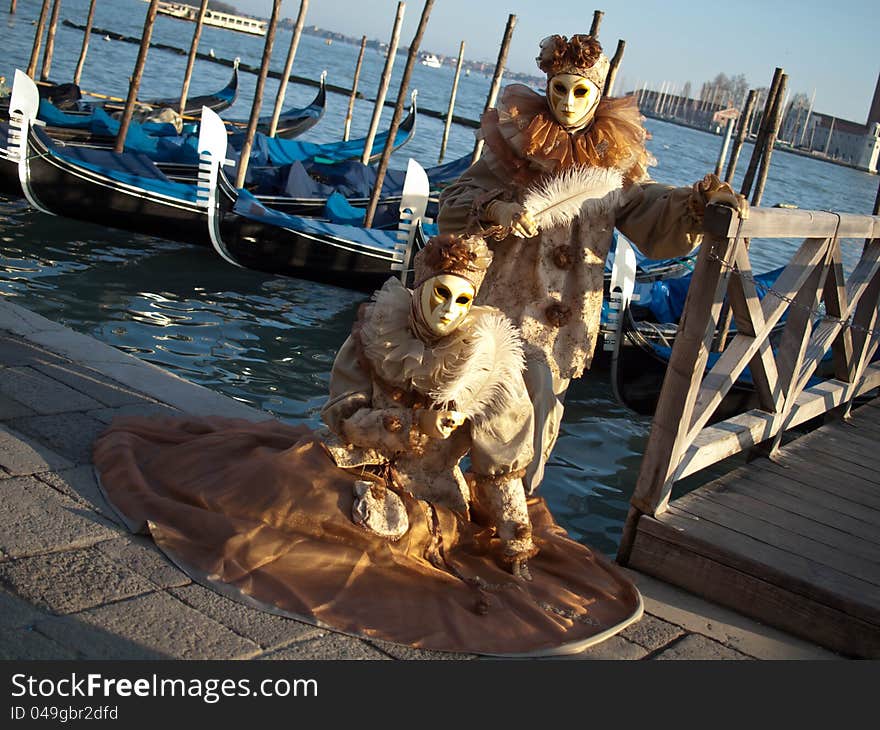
top-left (93, 234), bottom-right (643, 656)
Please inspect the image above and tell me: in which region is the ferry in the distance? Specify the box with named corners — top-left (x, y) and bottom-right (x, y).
top-left (152, 2), bottom-right (267, 36)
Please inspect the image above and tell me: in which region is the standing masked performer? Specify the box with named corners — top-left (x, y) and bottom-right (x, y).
top-left (438, 33), bottom-right (748, 494)
top-left (92, 233), bottom-right (644, 657)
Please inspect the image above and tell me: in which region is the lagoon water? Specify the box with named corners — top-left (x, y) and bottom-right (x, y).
top-left (1, 0), bottom-right (878, 554)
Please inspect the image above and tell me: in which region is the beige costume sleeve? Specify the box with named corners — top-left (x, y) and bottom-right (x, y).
top-left (321, 335), bottom-right (419, 454)
top-left (437, 159), bottom-right (513, 239)
top-left (615, 181), bottom-right (706, 260)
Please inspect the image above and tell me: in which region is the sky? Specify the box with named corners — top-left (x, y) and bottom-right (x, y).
top-left (231, 0), bottom-right (879, 124)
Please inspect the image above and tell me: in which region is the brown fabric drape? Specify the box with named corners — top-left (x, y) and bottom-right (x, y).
top-left (93, 415), bottom-right (642, 656)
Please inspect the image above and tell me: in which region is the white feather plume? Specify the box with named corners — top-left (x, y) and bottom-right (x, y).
top-left (428, 310), bottom-right (525, 423)
top-left (522, 165), bottom-right (624, 229)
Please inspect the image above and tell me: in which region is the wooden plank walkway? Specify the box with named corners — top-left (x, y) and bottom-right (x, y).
top-left (627, 398), bottom-right (880, 658)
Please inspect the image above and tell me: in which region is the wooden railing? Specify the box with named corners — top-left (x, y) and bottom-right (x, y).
top-left (617, 203), bottom-right (880, 562)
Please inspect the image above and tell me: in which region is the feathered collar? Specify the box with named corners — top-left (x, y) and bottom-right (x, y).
top-left (480, 83), bottom-right (655, 187)
top-left (356, 278), bottom-right (525, 423)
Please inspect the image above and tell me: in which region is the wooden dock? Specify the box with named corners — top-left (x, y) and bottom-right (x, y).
top-left (627, 399), bottom-right (880, 658)
top-left (617, 203), bottom-right (880, 658)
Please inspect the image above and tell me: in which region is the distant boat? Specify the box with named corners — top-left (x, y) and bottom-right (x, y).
top-left (420, 54), bottom-right (442, 69)
top-left (152, 1), bottom-right (267, 37)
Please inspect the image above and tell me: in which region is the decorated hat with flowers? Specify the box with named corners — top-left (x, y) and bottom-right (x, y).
top-left (536, 34), bottom-right (609, 89)
top-left (412, 233), bottom-right (493, 290)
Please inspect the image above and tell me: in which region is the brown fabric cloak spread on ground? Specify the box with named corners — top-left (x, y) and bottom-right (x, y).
top-left (93, 415), bottom-right (642, 656)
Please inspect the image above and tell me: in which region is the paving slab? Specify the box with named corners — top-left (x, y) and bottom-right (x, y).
top-left (0, 627), bottom-right (80, 660)
top-left (0, 423), bottom-right (73, 476)
top-left (87, 402), bottom-right (180, 425)
top-left (169, 582), bottom-right (319, 650)
top-left (0, 366), bottom-right (103, 414)
top-left (652, 633), bottom-right (753, 660)
top-left (0, 545), bottom-right (155, 614)
top-left (257, 631), bottom-right (390, 660)
top-left (96, 536), bottom-right (192, 590)
top-left (620, 613), bottom-right (687, 652)
top-left (10, 412), bottom-right (109, 465)
top-left (0, 475), bottom-right (118, 558)
top-left (37, 464), bottom-right (116, 518)
top-left (563, 634), bottom-right (648, 660)
top-left (0, 333), bottom-right (67, 367)
top-left (35, 591), bottom-right (261, 660)
top-left (0, 391), bottom-right (35, 420)
top-left (365, 638), bottom-right (476, 660)
top-left (0, 586), bottom-right (52, 629)
top-left (32, 360), bottom-right (153, 408)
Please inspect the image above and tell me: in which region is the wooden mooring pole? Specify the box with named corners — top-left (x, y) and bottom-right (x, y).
top-left (234, 0), bottom-right (282, 188)
top-left (724, 88), bottom-right (756, 184)
top-left (268, 0), bottom-right (309, 138)
top-left (39, 0), bottom-right (62, 81)
top-left (361, 2), bottom-right (405, 165)
top-left (114, 0), bottom-right (160, 154)
top-left (471, 13), bottom-right (516, 164)
top-left (713, 116), bottom-right (735, 177)
top-left (73, 0), bottom-right (98, 86)
top-left (740, 67), bottom-right (784, 198)
top-left (751, 72), bottom-right (787, 207)
top-left (589, 9), bottom-right (603, 37)
top-left (438, 40), bottom-right (465, 163)
top-left (9, 1), bottom-right (16, 13)
top-left (178, 0), bottom-right (209, 115)
top-left (26, 0), bottom-right (52, 79)
top-left (343, 36), bottom-right (367, 141)
top-left (364, 0), bottom-right (434, 229)
top-left (604, 39), bottom-right (625, 96)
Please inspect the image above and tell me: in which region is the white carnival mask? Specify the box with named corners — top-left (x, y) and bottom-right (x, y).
top-left (418, 274), bottom-right (475, 336)
top-left (547, 73), bottom-right (601, 129)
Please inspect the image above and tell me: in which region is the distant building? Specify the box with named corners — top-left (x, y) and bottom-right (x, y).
top-left (795, 72), bottom-right (880, 173)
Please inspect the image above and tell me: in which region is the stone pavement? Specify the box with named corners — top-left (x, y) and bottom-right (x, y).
top-left (0, 301), bottom-right (841, 660)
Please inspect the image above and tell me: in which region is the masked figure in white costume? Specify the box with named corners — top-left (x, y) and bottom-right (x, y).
top-left (439, 33), bottom-right (748, 493)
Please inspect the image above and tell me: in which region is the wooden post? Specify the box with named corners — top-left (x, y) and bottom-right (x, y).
top-left (589, 9), bottom-right (603, 37)
top-left (73, 0), bottom-right (97, 86)
top-left (234, 0), bottom-right (282, 188)
top-left (740, 67), bottom-right (783, 198)
top-left (364, 0), bottom-right (434, 229)
top-left (114, 0), bottom-right (160, 153)
top-left (438, 40), bottom-right (465, 163)
top-left (10, 1), bottom-right (16, 13)
top-left (361, 2), bottom-right (405, 165)
top-left (268, 0), bottom-right (309, 138)
top-left (39, 0), bottom-right (62, 82)
top-left (751, 73), bottom-right (787, 207)
top-left (26, 0), bottom-right (52, 79)
top-left (724, 88), bottom-right (756, 184)
top-left (471, 13), bottom-right (516, 164)
top-left (604, 39), bottom-right (625, 96)
top-left (343, 35), bottom-right (367, 141)
top-left (713, 116), bottom-right (735, 177)
top-left (178, 0), bottom-right (209, 115)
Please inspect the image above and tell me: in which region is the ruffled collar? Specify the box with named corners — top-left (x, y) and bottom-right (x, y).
top-left (356, 278), bottom-right (524, 422)
top-left (480, 83), bottom-right (655, 187)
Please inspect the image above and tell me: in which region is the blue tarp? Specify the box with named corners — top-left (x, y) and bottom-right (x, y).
top-left (35, 127), bottom-right (199, 202)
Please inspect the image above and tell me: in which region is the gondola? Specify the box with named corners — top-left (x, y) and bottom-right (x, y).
top-left (199, 106), bottom-right (431, 291)
top-left (82, 59), bottom-right (240, 116)
top-left (230, 72), bottom-right (326, 140)
top-left (9, 74), bottom-right (430, 292)
top-left (608, 259), bottom-right (793, 419)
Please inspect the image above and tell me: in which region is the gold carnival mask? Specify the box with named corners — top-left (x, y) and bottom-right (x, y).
top-left (547, 73), bottom-right (601, 129)
top-left (419, 274), bottom-right (475, 336)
